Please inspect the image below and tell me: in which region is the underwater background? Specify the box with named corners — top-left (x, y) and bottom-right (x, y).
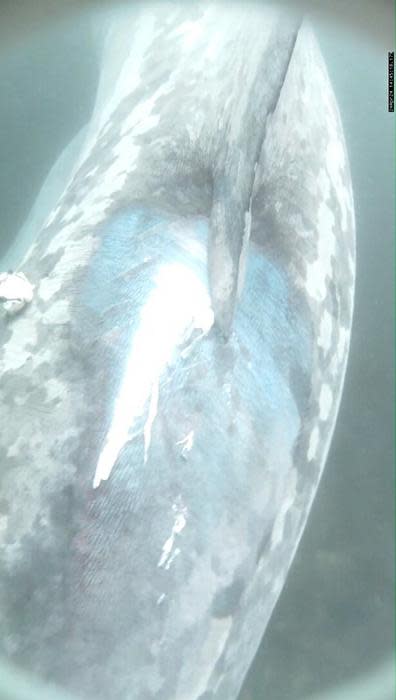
top-left (0, 6), bottom-right (393, 700)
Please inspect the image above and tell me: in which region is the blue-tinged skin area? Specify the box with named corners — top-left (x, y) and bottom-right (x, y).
top-left (76, 206), bottom-right (310, 536)
top-left (55, 206), bottom-right (316, 700)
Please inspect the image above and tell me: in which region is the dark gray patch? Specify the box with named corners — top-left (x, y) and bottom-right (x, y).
top-left (0, 498), bottom-right (9, 514)
top-left (211, 577), bottom-right (245, 619)
top-left (0, 321), bottom-right (13, 347)
top-left (0, 527), bottom-right (68, 672)
top-left (327, 276), bottom-right (340, 319)
top-left (289, 364), bottom-right (312, 419)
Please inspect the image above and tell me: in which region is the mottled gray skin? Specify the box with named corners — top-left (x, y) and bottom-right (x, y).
top-left (0, 5), bottom-right (355, 700)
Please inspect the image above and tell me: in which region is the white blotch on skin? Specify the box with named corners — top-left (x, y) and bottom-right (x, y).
top-left (305, 201), bottom-right (336, 303)
top-left (144, 380), bottom-right (159, 464)
top-left (7, 435), bottom-right (25, 458)
top-left (42, 299), bottom-right (71, 325)
top-left (318, 309), bottom-right (333, 354)
top-left (0, 272), bottom-right (34, 314)
top-left (120, 88), bottom-right (163, 137)
top-left (61, 203), bottom-right (81, 224)
top-left (328, 353), bottom-right (340, 377)
top-left (271, 468), bottom-right (297, 549)
top-left (271, 575), bottom-right (285, 598)
top-left (172, 19), bottom-right (205, 50)
top-left (316, 168), bottom-right (331, 200)
top-left (326, 138), bottom-right (348, 232)
top-left (84, 165), bottom-right (99, 179)
top-left (1, 315), bottom-right (37, 371)
top-left (45, 204), bottom-right (61, 228)
top-left (319, 383), bottom-right (333, 421)
top-left (307, 425), bottom-right (320, 462)
top-left (38, 275), bottom-right (63, 303)
top-left (337, 326), bottom-right (349, 361)
top-left (45, 377), bottom-right (66, 402)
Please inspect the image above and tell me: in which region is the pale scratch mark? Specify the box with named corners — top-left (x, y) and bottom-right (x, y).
top-left (144, 380), bottom-right (159, 464)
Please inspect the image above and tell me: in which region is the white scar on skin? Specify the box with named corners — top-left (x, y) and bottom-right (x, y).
top-left (158, 499), bottom-right (188, 569)
top-left (93, 262), bottom-right (213, 489)
top-left (176, 430), bottom-right (194, 458)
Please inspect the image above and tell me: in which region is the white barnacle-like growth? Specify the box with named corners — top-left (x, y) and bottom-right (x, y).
top-left (0, 271), bottom-right (34, 314)
top-left (93, 261), bottom-right (214, 489)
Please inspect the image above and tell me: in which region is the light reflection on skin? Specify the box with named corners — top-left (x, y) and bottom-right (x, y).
top-left (93, 260), bottom-right (214, 489)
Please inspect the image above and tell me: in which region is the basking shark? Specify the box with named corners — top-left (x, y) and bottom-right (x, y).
top-left (0, 5), bottom-right (355, 700)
